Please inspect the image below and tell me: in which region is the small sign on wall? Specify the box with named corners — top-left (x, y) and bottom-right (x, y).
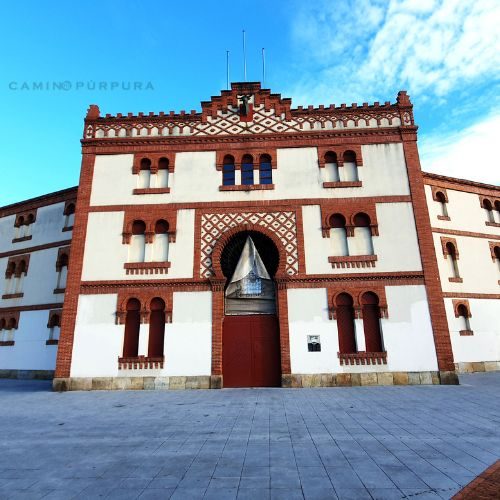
top-left (307, 335), bottom-right (321, 352)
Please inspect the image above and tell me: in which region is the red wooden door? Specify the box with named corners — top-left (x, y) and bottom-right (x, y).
top-left (223, 315), bottom-right (281, 387)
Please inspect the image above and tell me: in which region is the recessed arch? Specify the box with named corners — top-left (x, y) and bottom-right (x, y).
top-left (211, 224), bottom-right (287, 280)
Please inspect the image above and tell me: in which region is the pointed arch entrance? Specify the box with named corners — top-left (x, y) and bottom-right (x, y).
top-left (219, 230), bottom-right (282, 387)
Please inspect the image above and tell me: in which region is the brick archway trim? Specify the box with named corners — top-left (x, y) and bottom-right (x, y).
top-left (210, 223), bottom-right (288, 280)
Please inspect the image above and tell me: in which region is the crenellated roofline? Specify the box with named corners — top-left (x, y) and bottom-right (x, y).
top-left (82, 83), bottom-right (415, 141)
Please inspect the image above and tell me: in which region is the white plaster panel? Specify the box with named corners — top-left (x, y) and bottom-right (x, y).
top-left (81, 210), bottom-right (195, 281)
top-left (425, 185), bottom-right (500, 236)
top-left (162, 291), bottom-right (212, 376)
top-left (302, 203), bottom-right (422, 275)
top-left (71, 294), bottom-right (122, 377)
top-left (433, 233), bottom-right (500, 294)
top-left (70, 292), bottom-right (212, 378)
top-left (446, 298), bottom-right (500, 363)
top-left (358, 143), bottom-right (410, 196)
top-left (81, 212), bottom-right (127, 281)
top-left (166, 209), bottom-right (195, 279)
top-left (89, 144), bottom-right (410, 207)
top-left (287, 286), bottom-right (438, 374)
top-left (0, 310), bottom-right (57, 370)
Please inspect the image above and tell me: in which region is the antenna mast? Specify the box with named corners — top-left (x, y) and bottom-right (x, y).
top-left (242, 30), bottom-right (247, 81)
top-left (262, 48), bottom-right (266, 86)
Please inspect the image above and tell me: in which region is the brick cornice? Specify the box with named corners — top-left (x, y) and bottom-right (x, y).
top-left (431, 228), bottom-right (500, 240)
top-left (423, 171), bottom-right (499, 196)
top-left (88, 195), bottom-right (412, 214)
top-left (0, 239), bottom-right (72, 259)
top-left (0, 187), bottom-right (77, 218)
top-left (81, 128), bottom-right (409, 153)
top-left (78, 271), bottom-right (425, 294)
top-left (0, 302), bottom-right (63, 313)
top-left (442, 292), bottom-right (500, 299)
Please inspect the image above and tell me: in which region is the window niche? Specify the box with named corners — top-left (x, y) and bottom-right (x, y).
top-left (132, 154), bottom-right (174, 195)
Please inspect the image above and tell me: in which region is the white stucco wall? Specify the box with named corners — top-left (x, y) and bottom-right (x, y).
top-left (0, 247), bottom-right (63, 309)
top-left (446, 298), bottom-right (500, 363)
top-left (287, 285), bottom-right (438, 374)
top-left (70, 291), bottom-right (212, 377)
top-left (81, 209), bottom-right (195, 281)
top-left (89, 144), bottom-right (409, 207)
top-left (433, 233), bottom-right (500, 294)
top-left (425, 185), bottom-right (500, 236)
top-left (0, 310), bottom-right (57, 370)
top-left (0, 201), bottom-right (70, 254)
top-left (302, 203), bottom-right (422, 275)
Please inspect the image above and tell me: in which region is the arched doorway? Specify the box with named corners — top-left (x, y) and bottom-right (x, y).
top-left (221, 230), bottom-right (281, 387)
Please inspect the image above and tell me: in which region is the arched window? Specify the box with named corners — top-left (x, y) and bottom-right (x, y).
top-left (157, 157), bottom-right (169, 188)
top-left (336, 293), bottom-right (357, 354)
top-left (148, 298), bottom-right (166, 358)
top-left (48, 313), bottom-right (61, 342)
top-left (259, 154), bottom-right (272, 185)
top-left (352, 213), bottom-right (374, 256)
top-left (153, 220), bottom-right (169, 262)
top-left (4, 262), bottom-right (16, 295)
top-left (14, 260), bottom-right (27, 294)
top-left (6, 318), bottom-right (17, 342)
top-left (457, 304), bottom-right (472, 333)
top-left (0, 319), bottom-right (5, 342)
top-left (130, 220), bottom-right (146, 263)
top-left (222, 155), bottom-right (235, 186)
top-left (329, 214), bottom-right (349, 256)
top-left (25, 214), bottom-right (35, 237)
top-left (56, 253), bottom-right (69, 290)
top-left (483, 199), bottom-right (495, 223)
top-left (64, 203), bottom-right (75, 228)
top-left (15, 216), bottom-right (25, 238)
top-left (446, 242), bottom-right (460, 279)
top-left (494, 246), bottom-right (500, 272)
top-left (123, 298), bottom-right (141, 357)
top-left (325, 152), bottom-right (339, 182)
top-left (138, 158), bottom-right (152, 189)
top-left (361, 292), bottom-right (383, 352)
top-left (435, 192), bottom-right (448, 218)
top-left (343, 150), bottom-right (359, 182)
top-left (495, 201), bottom-right (500, 223)
top-left (241, 154), bottom-right (254, 185)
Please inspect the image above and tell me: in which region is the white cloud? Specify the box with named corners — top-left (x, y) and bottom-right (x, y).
top-left (419, 114), bottom-right (500, 185)
top-left (288, 0), bottom-right (500, 105)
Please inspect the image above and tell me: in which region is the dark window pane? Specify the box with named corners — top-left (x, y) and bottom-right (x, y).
top-left (223, 172), bottom-right (235, 186)
top-left (241, 162), bottom-right (254, 185)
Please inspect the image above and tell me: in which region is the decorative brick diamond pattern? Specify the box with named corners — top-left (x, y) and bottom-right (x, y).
top-left (89, 104), bottom-right (403, 139)
top-left (200, 211), bottom-right (299, 278)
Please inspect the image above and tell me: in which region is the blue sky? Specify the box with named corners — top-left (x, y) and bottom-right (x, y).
top-left (1, 0), bottom-right (499, 205)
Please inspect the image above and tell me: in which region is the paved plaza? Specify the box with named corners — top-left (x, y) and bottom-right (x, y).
top-left (0, 373), bottom-right (499, 500)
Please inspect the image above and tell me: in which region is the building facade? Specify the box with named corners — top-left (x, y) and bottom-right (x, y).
top-left (423, 173), bottom-right (500, 372)
top-left (0, 187), bottom-right (76, 378)
top-left (0, 83), bottom-right (498, 388)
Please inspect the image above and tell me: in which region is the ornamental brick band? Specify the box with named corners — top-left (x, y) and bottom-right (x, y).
top-left (118, 355), bottom-right (165, 370)
top-left (338, 351), bottom-right (387, 366)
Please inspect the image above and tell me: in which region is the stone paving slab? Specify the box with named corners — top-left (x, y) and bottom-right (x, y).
top-left (0, 373), bottom-right (499, 499)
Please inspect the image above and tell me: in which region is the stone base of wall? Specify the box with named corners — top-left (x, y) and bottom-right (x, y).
top-left (53, 371), bottom-right (460, 391)
top-left (0, 369), bottom-right (54, 380)
top-left (282, 370), bottom-right (460, 387)
top-left (455, 361), bottom-right (500, 373)
top-left (53, 375), bottom-right (220, 391)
